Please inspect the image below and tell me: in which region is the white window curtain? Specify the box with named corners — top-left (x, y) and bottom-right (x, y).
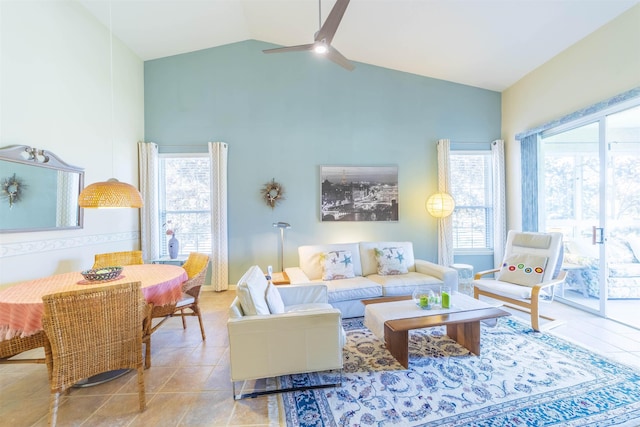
top-left (208, 142), bottom-right (229, 291)
top-left (491, 139), bottom-right (507, 268)
top-left (138, 141), bottom-right (160, 261)
top-left (520, 133), bottom-right (539, 232)
top-left (436, 139), bottom-right (454, 266)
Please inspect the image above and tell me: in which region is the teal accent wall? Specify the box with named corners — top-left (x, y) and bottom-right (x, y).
top-left (144, 40), bottom-right (501, 283)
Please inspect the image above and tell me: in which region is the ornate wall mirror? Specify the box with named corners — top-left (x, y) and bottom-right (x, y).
top-left (0, 145), bottom-right (84, 233)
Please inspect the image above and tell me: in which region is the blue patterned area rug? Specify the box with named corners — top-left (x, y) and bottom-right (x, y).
top-left (278, 317), bottom-right (640, 426)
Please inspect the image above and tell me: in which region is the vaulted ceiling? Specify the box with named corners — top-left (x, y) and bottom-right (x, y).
top-left (79, 0), bottom-right (639, 91)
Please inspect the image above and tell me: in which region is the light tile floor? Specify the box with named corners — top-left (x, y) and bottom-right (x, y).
top-left (2, 290), bottom-right (640, 426)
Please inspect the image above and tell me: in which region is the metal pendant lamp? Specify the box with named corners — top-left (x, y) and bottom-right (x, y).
top-left (78, 1), bottom-right (143, 209)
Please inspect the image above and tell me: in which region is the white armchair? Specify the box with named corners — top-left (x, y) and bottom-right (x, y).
top-left (227, 265), bottom-right (345, 399)
top-left (474, 230), bottom-right (566, 331)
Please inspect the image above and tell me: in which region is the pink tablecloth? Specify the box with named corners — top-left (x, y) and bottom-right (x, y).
top-left (0, 264), bottom-right (187, 341)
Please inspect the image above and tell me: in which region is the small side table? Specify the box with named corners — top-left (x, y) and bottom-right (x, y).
top-left (150, 256), bottom-right (188, 266)
top-left (271, 271), bottom-right (290, 285)
top-left (560, 263), bottom-right (589, 298)
top-left (450, 263), bottom-right (474, 296)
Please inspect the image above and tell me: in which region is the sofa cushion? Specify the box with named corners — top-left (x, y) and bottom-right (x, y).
top-left (374, 247), bottom-right (409, 275)
top-left (609, 263), bottom-right (640, 278)
top-left (359, 242), bottom-right (416, 276)
top-left (321, 250), bottom-right (356, 280)
top-left (265, 282), bottom-right (285, 314)
top-left (320, 276), bottom-right (382, 303)
top-left (285, 302), bottom-right (334, 312)
top-left (497, 253), bottom-right (548, 286)
top-left (236, 265), bottom-right (270, 316)
top-left (367, 272), bottom-right (441, 296)
top-left (298, 243), bottom-right (362, 280)
top-left (474, 278), bottom-right (551, 300)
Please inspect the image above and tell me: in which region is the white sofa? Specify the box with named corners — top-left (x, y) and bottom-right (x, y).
top-left (227, 265), bottom-right (345, 398)
top-left (285, 241), bottom-right (458, 318)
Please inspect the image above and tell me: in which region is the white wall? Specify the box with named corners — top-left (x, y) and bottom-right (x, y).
top-left (0, 1), bottom-right (144, 285)
top-left (501, 4), bottom-right (640, 231)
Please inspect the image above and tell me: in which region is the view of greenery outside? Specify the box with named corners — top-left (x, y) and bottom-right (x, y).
top-left (541, 104), bottom-right (639, 309)
top-left (160, 156), bottom-right (212, 257)
top-left (450, 153), bottom-right (493, 250)
top-left (542, 106), bottom-right (640, 242)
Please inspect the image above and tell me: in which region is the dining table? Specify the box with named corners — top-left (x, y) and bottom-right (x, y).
top-left (0, 264), bottom-right (188, 343)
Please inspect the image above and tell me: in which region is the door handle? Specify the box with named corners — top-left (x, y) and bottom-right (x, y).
top-left (592, 226), bottom-right (604, 245)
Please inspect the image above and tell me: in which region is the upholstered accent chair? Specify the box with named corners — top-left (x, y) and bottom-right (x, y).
top-left (227, 265), bottom-right (345, 399)
top-left (474, 230), bottom-right (566, 331)
top-left (41, 282), bottom-right (146, 426)
top-left (92, 250), bottom-right (144, 269)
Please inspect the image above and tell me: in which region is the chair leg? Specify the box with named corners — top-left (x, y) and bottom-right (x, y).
top-left (137, 366), bottom-right (146, 411)
top-left (194, 305), bottom-right (206, 340)
top-left (531, 301), bottom-right (541, 332)
top-left (49, 391), bottom-right (60, 427)
top-left (180, 308), bottom-right (187, 329)
top-left (144, 337), bottom-right (151, 369)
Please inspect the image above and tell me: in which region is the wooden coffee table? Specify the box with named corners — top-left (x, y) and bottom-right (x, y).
top-left (362, 294), bottom-right (510, 368)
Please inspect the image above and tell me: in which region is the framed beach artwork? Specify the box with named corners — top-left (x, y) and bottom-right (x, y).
top-left (320, 165), bottom-right (398, 222)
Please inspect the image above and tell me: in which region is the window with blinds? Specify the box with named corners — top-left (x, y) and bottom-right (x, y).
top-left (450, 152), bottom-right (494, 250)
top-left (159, 155), bottom-right (212, 257)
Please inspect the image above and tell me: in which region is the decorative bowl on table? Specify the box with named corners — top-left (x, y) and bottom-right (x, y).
top-left (81, 266), bottom-right (123, 282)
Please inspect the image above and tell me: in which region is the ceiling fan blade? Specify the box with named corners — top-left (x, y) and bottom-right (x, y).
top-left (315, 0), bottom-right (350, 45)
top-left (326, 45), bottom-right (355, 71)
top-left (263, 43), bottom-right (314, 54)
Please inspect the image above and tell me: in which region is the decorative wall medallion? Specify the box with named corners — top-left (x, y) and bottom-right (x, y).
top-left (2, 173), bottom-right (25, 208)
top-left (261, 178), bottom-right (285, 208)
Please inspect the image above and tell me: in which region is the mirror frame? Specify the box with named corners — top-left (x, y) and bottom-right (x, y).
top-left (0, 145), bottom-right (84, 233)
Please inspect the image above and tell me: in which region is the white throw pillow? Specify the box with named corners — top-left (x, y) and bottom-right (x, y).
top-left (375, 247), bottom-right (409, 275)
top-left (236, 266), bottom-right (270, 315)
top-left (497, 253), bottom-right (548, 287)
top-left (321, 250), bottom-right (355, 280)
top-left (265, 282), bottom-right (285, 314)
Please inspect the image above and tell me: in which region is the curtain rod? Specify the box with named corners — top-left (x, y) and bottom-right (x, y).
top-left (515, 87), bottom-right (640, 141)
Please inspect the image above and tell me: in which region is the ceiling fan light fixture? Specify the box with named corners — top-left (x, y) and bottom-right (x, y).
top-left (314, 42), bottom-right (328, 54)
top-left (262, 0), bottom-right (354, 71)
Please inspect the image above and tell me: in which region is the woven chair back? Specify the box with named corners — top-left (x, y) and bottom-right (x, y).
top-left (93, 250), bottom-right (144, 269)
top-left (182, 253), bottom-right (210, 296)
top-left (41, 281), bottom-right (146, 391)
top-left (183, 252), bottom-right (210, 279)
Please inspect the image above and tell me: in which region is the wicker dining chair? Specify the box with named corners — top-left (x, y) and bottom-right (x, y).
top-left (92, 250), bottom-right (144, 269)
top-left (144, 252), bottom-right (210, 368)
top-left (0, 331), bottom-right (46, 365)
top-left (41, 282), bottom-right (146, 427)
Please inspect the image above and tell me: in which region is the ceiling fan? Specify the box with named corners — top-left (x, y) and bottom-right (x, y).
top-left (263, 0), bottom-right (355, 71)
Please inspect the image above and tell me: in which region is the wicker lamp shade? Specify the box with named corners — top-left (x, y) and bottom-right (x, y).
top-left (426, 192), bottom-right (455, 218)
top-left (78, 178), bottom-right (143, 208)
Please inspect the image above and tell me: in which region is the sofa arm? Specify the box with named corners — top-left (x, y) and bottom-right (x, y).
top-left (284, 267), bottom-right (312, 283)
top-left (415, 259), bottom-right (459, 290)
top-left (227, 309), bottom-right (344, 382)
top-left (277, 283), bottom-right (328, 306)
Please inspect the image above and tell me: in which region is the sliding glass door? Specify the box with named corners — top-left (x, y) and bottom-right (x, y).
top-left (541, 103), bottom-right (640, 327)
